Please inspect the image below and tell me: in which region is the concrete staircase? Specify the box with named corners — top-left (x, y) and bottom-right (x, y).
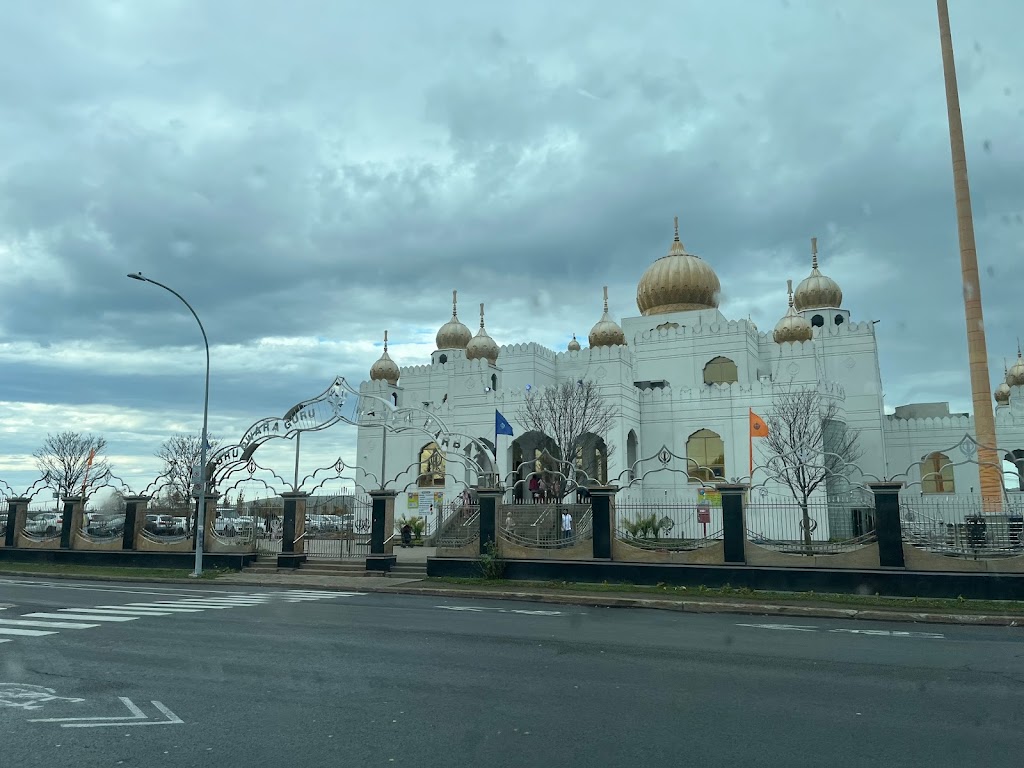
top-left (242, 554), bottom-right (428, 579)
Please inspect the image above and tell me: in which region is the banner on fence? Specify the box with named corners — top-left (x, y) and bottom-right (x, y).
top-left (698, 487), bottom-right (722, 507)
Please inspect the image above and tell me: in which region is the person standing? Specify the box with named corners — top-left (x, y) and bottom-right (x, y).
top-left (561, 508), bottom-right (573, 546)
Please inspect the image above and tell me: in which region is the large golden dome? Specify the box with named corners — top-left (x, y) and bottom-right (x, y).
top-left (636, 218), bottom-right (721, 315)
top-left (773, 280), bottom-right (813, 344)
top-left (466, 303), bottom-right (500, 364)
top-left (1007, 347), bottom-right (1024, 387)
top-left (369, 330), bottom-right (400, 385)
top-left (436, 289), bottom-right (472, 350)
top-left (793, 237), bottom-right (843, 311)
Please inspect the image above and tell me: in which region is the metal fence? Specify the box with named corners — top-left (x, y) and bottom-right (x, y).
top-left (745, 495), bottom-right (878, 555)
top-left (615, 499), bottom-right (722, 551)
top-left (900, 493), bottom-right (1024, 558)
top-left (499, 503), bottom-right (592, 548)
top-left (435, 502), bottom-right (480, 549)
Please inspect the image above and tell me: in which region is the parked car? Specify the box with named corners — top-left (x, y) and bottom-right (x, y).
top-left (144, 514), bottom-right (176, 535)
top-left (85, 514), bottom-right (126, 538)
top-left (25, 513), bottom-right (62, 536)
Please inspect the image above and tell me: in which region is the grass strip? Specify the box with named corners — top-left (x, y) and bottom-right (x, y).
top-left (0, 561), bottom-right (227, 580)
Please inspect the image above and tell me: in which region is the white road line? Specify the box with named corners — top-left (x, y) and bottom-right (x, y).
top-left (0, 619), bottom-right (100, 629)
top-left (152, 602), bottom-right (233, 609)
top-left (162, 600), bottom-right (263, 606)
top-left (0, 639), bottom-right (10, 644)
top-left (0, 627), bottom-right (59, 636)
top-left (58, 608), bottom-right (175, 616)
top-left (736, 623), bottom-right (819, 632)
top-left (26, 613), bottom-right (138, 623)
top-left (122, 604), bottom-right (205, 612)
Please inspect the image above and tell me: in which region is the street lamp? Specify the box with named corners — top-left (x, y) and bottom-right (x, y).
top-left (127, 272), bottom-right (211, 577)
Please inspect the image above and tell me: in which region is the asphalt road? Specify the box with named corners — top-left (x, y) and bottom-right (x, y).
top-left (0, 576), bottom-right (1021, 768)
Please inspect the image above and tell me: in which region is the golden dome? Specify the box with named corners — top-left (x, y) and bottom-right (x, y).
top-left (567, 334), bottom-right (581, 352)
top-left (1007, 346), bottom-right (1024, 387)
top-left (995, 381), bottom-right (1011, 405)
top-left (436, 289), bottom-right (472, 350)
top-left (369, 330), bottom-right (400, 385)
top-left (466, 303), bottom-right (499, 364)
top-left (589, 286), bottom-right (626, 347)
top-left (636, 217), bottom-right (721, 315)
top-left (793, 237), bottom-right (843, 310)
top-left (773, 280), bottom-right (813, 344)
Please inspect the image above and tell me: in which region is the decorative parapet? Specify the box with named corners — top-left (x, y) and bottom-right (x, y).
top-left (884, 414), bottom-right (974, 432)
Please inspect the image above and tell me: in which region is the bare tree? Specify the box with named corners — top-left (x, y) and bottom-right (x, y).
top-left (758, 386), bottom-right (862, 546)
top-left (518, 381), bottom-right (619, 485)
top-left (155, 433), bottom-right (220, 521)
top-left (33, 432), bottom-right (112, 502)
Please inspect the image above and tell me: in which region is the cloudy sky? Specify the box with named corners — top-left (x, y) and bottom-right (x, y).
top-left (0, 0), bottom-right (1021, 497)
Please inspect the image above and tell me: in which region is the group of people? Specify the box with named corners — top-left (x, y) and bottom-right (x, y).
top-left (526, 473), bottom-right (562, 503)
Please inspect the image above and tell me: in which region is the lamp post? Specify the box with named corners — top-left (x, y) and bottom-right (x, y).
top-left (127, 272), bottom-right (211, 576)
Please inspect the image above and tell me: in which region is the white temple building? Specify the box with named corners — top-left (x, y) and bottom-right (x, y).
top-left (356, 220), bottom-right (1024, 535)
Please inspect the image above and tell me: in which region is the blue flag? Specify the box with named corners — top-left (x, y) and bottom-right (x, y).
top-left (495, 410), bottom-right (514, 437)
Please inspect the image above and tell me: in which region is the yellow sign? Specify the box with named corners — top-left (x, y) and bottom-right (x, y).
top-left (697, 487), bottom-right (722, 507)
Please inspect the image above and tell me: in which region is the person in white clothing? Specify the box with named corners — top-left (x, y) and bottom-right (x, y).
top-left (560, 510), bottom-right (573, 546)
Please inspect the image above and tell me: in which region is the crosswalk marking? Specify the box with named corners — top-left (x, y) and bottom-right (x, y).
top-left (1, 590), bottom-right (358, 647)
top-left (0, 627), bottom-right (59, 637)
top-left (0, 618), bottom-right (101, 630)
top-left (27, 612), bottom-right (139, 622)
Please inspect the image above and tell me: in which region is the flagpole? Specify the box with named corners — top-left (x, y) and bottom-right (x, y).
top-left (748, 409), bottom-right (754, 479)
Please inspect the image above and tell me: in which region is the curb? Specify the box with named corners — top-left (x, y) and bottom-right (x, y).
top-left (2, 570), bottom-right (1021, 627)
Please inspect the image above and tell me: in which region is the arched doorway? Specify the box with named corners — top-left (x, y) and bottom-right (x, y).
top-left (510, 431), bottom-right (560, 503)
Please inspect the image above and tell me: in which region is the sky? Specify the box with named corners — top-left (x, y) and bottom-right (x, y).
top-left (0, 0), bottom-right (1022, 499)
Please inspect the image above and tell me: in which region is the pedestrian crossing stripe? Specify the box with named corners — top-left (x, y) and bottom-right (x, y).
top-left (0, 591), bottom-right (362, 647)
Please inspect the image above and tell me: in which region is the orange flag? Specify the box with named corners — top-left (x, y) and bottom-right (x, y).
top-left (749, 410), bottom-right (768, 438)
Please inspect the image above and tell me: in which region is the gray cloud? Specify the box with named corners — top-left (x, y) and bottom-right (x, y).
top-left (0, 0), bottom-right (1022, 491)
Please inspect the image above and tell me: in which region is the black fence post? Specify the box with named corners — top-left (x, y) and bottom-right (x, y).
top-left (717, 484), bottom-right (748, 564)
top-left (367, 490), bottom-right (397, 572)
top-left (279, 491), bottom-right (308, 569)
top-left (869, 482), bottom-right (905, 568)
top-left (477, 489), bottom-right (500, 556)
top-left (121, 496), bottom-right (149, 550)
top-left (588, 486), bottom-right (617, 560)
top-left (4, 497), bottom-right (29, 548)
top-left (60, 496), bottom-right (84, 549)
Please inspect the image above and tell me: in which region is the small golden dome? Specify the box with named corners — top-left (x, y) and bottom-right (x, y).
top-left (794, 237), bottom-right (843, 310)
top-left (1007, 346), bottom-right (1024, 387)
top-left (369, 330), bottom-right (400, 385)
top-left (466, 303), bottom-right (499, 364)
top-left (589, 286), bottom-right (626, 347)
top-left (567, 334), bottom-right (581, 352)
top-left (636, 217), bottom-right (721, 315)
top-left (995, 381), bottom-right (1011, 405)
top-left (773, 280), bottom-right (813, 344)
top-left (436, 289), bottom-right (472, 350)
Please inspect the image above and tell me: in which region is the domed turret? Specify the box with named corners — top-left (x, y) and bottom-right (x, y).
top-left (1007, 344), bottom-right (1024, 387)
top-left (466, 303), bottom-right (499, 364)
top-left (793, 237), bottom-right (843, 311)
top-left (436, 289), bottom-right (472, 350)
top-left (636, 217), bottom-right (721, 315)
top-left (995, 381), bottom-right (1011, 405)
top-left (773, 280), bottom-right (813, 344)
top-left (567, 334), bottom-right (581, 352)
top-left (369, 330), bottom-right (400, 385)
top-left (589, 286), bottom-right (626, 347)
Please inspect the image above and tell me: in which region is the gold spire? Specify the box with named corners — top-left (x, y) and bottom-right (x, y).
top-left (452, 289), bottom-right (459, 318)
top-left (383, 329), bottom-right (389, 351)
top-left (479, 302), bottom-right (486, 328)
top-left (811, 237), bottom-right (819, 270)
top-left (602, 285), bottom-right (609, 313)
top-left (787, 279), bottom-right (794, 307)
top-left (673, 216), bottom-right (680, 243)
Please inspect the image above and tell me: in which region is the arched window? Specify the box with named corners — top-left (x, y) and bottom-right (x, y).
top-left (921, 452), bottom-right (955, 494)
top-left (627, 430), bottom-right (638, 481)
top-left (490, 374), bottom-right (497, 391)
top-left (1005, 450), bottom-right (1024, 492)
top-left (575, 434), bottom-right (608, 484)
top-left (686, 429), bottom-right (725, 483)
top-left (390, 392), bottom-right (398, 406)
top-left (811, 314), bottom-right (824, 328)
top-left (418, 443), bottom-right (446, 488)
top-left (703, 357), bottom-right (738, 385)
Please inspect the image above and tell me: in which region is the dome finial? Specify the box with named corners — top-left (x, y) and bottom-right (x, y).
top-left (787, 279), bottom-right (794, 307)
top-left (452, 289), bottom-right (459, 318)
top-left (603, 285), bottom-right (609, 313)
top-left (811, 237), bottom-right (819, 269)
top-left (673, 216), bottom-right (680, 243)
top-left (383, 329), bottom-right (389, 351)
top-left (479, 302), bottom-right (486, 329)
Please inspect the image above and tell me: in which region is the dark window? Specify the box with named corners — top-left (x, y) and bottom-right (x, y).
top-left (811, 314), bottom-right (824, 327)
top-left (438, 354), bottom-right (447, 364)
top-left (834, 314), bottom-right (844, 326)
